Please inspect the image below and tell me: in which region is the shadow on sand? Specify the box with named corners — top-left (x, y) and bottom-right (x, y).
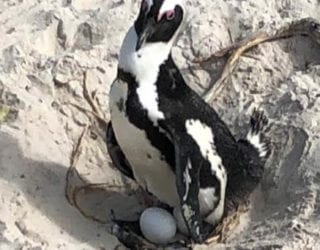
top-left (0, 131), bottom-right (143, 249)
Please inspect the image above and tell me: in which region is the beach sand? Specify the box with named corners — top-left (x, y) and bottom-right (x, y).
top-left (0, 0), bottom-right (319, 249)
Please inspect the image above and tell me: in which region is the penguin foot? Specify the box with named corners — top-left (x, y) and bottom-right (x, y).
top-left (205, 203), bottom-right (247, 245)
top-left (111, 218), bottom-right (190, 249)
top-left (111, 220), bottom-right (156, 250)
top-left (196, 221), bottom-right (216, 244)
top-left (246, 108), bottom-right (271, 159)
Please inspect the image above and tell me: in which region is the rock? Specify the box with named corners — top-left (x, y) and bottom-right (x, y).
top-left (57, 19), bottom-right (67, 49)
top-left (0, 81), bottom-right (24, 123)
top-left (73, 21), bottom-right (105, 51)
top-left (27, 74), bottom-right (55, 96)
top-left (70, 0), bottom-right (105, 11)
top-left (52, 56), bottom-right (82, 86)
top-left (1, 45), bottom-right (26, 74)
top-left (0, 220), bottom-right (6, 235)
top-left (73, 22), bottom-right (94, 50)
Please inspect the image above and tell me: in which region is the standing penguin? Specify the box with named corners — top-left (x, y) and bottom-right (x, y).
top-left (107, 0), bottom-right (271, 244)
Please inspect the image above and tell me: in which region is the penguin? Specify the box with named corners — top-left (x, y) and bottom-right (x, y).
top-left (107, 0), bottom-right (271, 244)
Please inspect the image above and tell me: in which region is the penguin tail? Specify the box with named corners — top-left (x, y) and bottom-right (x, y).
top-left (245, 108), bottom-right (271, 160)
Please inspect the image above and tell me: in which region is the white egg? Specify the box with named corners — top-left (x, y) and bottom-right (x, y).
top-left (139, 207), bottom-right (177, 244)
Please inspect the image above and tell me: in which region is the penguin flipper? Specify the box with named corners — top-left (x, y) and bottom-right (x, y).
top-left (173, 133), bottom-right (214, 243)
top-left (106, 121), bottom-right (135, 180)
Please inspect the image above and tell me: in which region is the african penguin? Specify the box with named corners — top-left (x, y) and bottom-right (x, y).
top-left (107, 0), bottom-right (271, 243)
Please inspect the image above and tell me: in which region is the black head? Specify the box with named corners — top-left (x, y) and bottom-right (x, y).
top-left (134, 0), bottom-right (185, 50)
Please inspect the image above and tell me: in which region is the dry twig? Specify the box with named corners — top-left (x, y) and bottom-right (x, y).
top-left (72, 183), bottom-right (124, 224)
top-left (82, 71), bottom-right (105, 120)
top-left (67, 101), bottom-right (109, 127)
top-left (65, 125), bottom-right (89, 205)
top-left (197, 18), bottom-right (320, 103)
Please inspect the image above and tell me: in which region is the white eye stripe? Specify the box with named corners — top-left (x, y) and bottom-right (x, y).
top-left (159, 0), bottom-right (182, 17)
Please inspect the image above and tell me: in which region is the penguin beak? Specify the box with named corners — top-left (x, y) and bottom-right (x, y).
top-left (136, 19), bottom-right (156, 51)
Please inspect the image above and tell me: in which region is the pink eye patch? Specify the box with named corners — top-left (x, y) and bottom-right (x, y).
top-left (157, 9), bottom-right (175, 22)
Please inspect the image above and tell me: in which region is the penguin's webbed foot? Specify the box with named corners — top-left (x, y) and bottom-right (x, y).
top-left (196, 221), bottom-right (216, 243)
top-left (111, 220), bottom-right (156, 250)
top-left (111, 218), bottom-right (190, 249)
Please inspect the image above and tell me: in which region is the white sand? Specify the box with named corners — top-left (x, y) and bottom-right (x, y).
top-left (0, 0), bottom-right (320, 249)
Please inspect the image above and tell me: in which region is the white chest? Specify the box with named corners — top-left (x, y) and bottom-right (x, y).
top-left (109, 79), bottom-right (179, 207)
top-left (118, 27), bottom-right (169, 125)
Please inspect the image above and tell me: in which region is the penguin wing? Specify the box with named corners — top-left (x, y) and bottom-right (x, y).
top-left (172, 131), bottom-right (210, 243)
top-left (106, 121), bottom-right (135, 180)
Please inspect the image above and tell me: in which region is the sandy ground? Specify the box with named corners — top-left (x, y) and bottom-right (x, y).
top-left (0, 0), bottom-right (320, 249)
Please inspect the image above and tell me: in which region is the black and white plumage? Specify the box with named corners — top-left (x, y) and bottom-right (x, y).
top-left (107, 0), bottom-right (271, 244)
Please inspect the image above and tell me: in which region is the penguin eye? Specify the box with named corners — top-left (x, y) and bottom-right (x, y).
top-left (165, 10), bottom-right (175, 21)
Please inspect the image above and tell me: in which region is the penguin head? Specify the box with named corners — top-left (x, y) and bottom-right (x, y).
top-left (118, 0), bottom-right (185, 81)
top-left (134, 0), bottom-right (185, 51)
